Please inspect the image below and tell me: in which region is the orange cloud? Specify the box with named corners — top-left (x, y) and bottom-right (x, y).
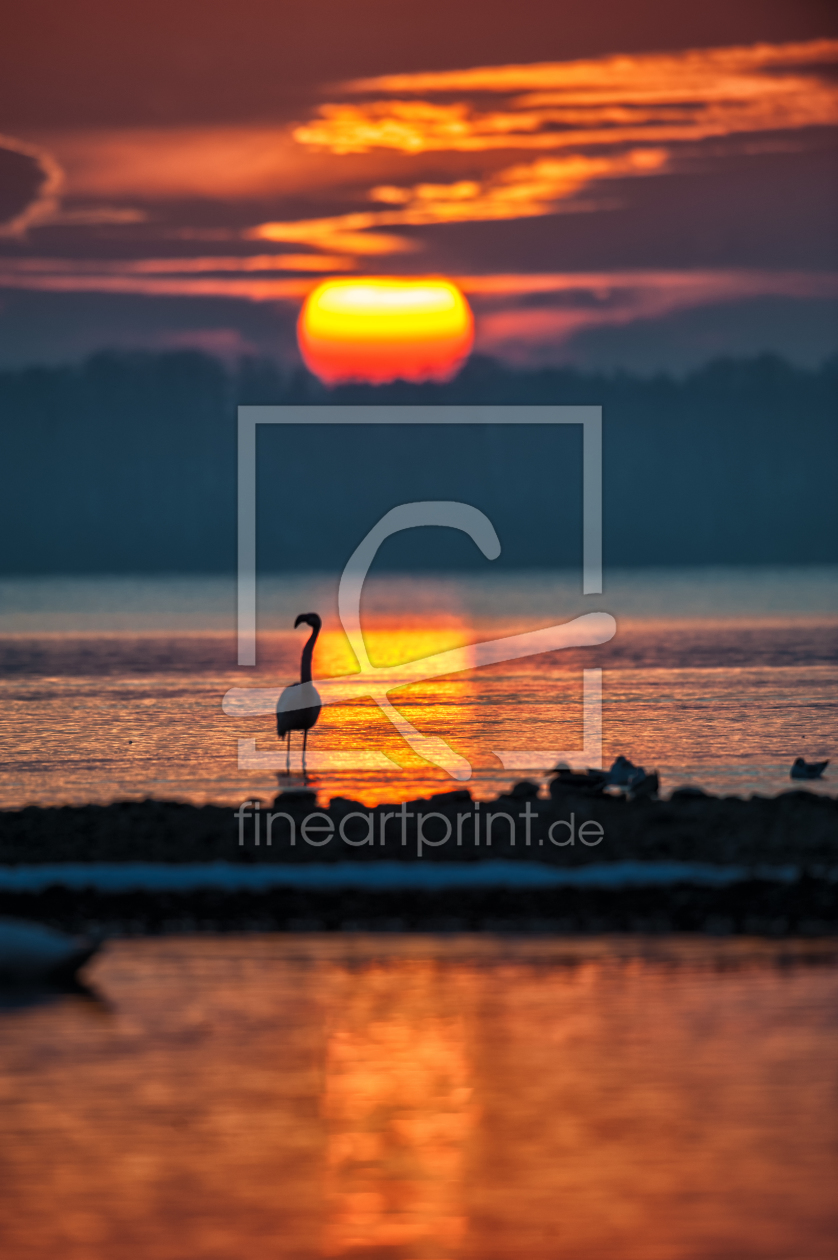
top-left (17, 40), bottom-right (835, 271)
top-left (371, 150), bottom-right (666, 221)
top-left (249, 149), bottom-right (667, 254)
top-left (343, 41), bottom-right (838, 145)
top-left (261, 40), bottom-right (838, 261)
top-left (247, 212), bottom-right (417, 255)
top-left (349, 40), bottom-right (838, 95)
top-left (296, 80), bottom-right (838, 155)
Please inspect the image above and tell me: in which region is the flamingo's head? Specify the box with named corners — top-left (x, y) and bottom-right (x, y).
top-left (294, 612), bottom-right (322, 631)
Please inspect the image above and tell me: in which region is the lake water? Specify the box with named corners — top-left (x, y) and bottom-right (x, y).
top-left (0, 568), bottom-right (835, 808)
top-left (0, 934), bottom-right (835, 1259)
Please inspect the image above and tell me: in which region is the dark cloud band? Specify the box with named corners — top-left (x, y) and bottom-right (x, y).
top-left (0, 135), bottom-right (63, 235)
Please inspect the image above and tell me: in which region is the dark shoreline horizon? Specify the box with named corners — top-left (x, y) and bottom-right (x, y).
top-left (3, 782), bottom-right (836, 865)
top-left (2, 786), bottom-right (835, 938)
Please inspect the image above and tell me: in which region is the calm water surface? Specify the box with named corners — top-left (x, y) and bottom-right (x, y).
top-left (0, 935), bottom-right (836, 1259)
top-left (0, 569), bottom-right (835, 807)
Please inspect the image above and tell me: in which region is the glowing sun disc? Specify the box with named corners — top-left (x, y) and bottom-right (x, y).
top-left (298, 277), bottom-right (474, 384)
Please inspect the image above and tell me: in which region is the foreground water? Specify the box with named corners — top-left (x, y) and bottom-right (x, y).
top-left (0, 569), bottom-right (835, 808)
top-left (0, 935), bottom-right (835, 1259)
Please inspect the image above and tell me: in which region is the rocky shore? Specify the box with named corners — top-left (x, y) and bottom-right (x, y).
top-left (1, 876), bottom-right (834, 938)
top-left (1, 786), bottom-right (836, 936)
top-left (2, 784), bottom-right (836, 866)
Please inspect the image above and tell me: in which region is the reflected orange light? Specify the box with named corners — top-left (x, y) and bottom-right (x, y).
top-left (298, 277), bottom-right (473, 384)
top-left (322, 962), bottom-right (473, 1255)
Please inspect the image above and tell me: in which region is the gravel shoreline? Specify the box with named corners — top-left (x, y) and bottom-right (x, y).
top-left (2, 878), bottom-right (835, 938)
top-left (2, 785), bottom-right (837, 865)
top-left (2, 786), bottom-right (835, 936)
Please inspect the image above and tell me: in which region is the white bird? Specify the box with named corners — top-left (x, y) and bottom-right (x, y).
top-left (0, 917), bottom-right (101, 982)
top-left (276, 613), bottom-right (322, 776)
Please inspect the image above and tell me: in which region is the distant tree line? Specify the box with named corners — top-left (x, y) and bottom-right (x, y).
top-left (0, 351), bottom-right (835, 572)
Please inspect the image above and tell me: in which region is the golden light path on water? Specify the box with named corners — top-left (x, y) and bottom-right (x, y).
top-left (0, 937), bottom-right (836, 1259)
top-left (0, 571), bottom-right (835, 809)
top-left (297, 278), bottom-right (474, 384)
top-left (0, 619), bottom-right (836, 809)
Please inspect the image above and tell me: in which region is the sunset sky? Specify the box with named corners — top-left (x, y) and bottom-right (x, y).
top-left (1, 0), bottom-right (836, 373)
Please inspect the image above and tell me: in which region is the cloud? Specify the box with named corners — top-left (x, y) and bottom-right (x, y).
top-left (456, 271), bottom-right (838, 300)
top-left (295, 76), bottom-right (838, 155)
top-left (249, 39), bottom-right (838, 260)
top-left (460, 270), bottom-right (838, 363)
top-left (0, 266), bottom-right (315, 301)
top-left (249, 149), bottom-right (667, 254)
top-left (348, 39), bottom-right (838, 94)
top-left (5, 37), bottom-right (835, 370)
top-left (370, 149), bottom-right (665, 221)
top-left (0, 135), bottom-right (64, 235)
top-left (338, 40), bottom-right (838, 151)
top-left (19, 40), bottom-right (835, 271)
top-left (0, 136), bottom-right (145, 234)
top-left (1, 259), bottom-right (833, 360)
top-left (0, 254), bottom-right (355, 276)
top-left (247, 213), bottom-right (418, 255)
top-left (45, 207), bottom-right (148, 226)
top-left (32, 126), bottom-right (397, 202)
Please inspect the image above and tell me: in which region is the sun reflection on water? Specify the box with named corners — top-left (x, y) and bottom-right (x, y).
top-left (0, 939), bottom-right (836, 1258)
top-left (323, 961), bottom-right (473, 1256)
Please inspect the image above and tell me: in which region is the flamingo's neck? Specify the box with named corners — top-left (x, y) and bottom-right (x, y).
top-left (300, 624), bottom-right (319, 683)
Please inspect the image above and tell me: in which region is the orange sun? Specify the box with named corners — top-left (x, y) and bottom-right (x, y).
top-left (298, 277), bottom-right (474, 384)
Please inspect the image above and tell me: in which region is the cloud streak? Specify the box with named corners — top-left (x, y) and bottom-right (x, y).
top-left (461, 270), bottom-right (838, 362)
top-left (28, 127), bottom-right (371, 201)
top-left (1, 261), bottom-right (833, 362)
top-left (250, 149), bottom-right (667, 254)
top-left (332, 39), bottom-right (838, 152)
top-left (249, 39), bottom-right (838, 258)
top-left (2, 254), bottom-right (355, 275)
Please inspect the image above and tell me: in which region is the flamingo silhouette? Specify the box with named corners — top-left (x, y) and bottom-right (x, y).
top-left (276, 613), bottom-right (321, 775)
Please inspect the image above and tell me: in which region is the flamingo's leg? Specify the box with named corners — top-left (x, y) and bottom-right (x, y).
top-left (286, 731), bottom-right (291, 775)
top-left (302, 728), bottom-right (308, 776)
